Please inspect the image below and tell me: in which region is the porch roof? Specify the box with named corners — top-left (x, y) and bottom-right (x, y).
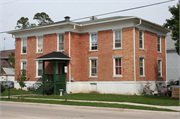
top-left (34, 51), bottom-right (71, 61)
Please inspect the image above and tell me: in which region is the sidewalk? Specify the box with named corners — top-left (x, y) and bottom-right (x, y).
top-left (1, 95), bottom-right (180, 111)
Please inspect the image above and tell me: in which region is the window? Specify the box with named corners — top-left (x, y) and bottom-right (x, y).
top-left (157, 36), bottom-right (161, 52)
top-left (21, 60), bottom-right (27, 75)
top-left (36, 61), bottom-right (43, 77)
top-left (139, 30), bottom-right (144, 49)
top-left (140, 57), bottom-right (145, 76)
top-left (37, 36), bottom-right (43, 53)
top-left (21, 38), bottom-right (27, 54)
top-left (112, 56), bottom-right (123, 77)
top-left (89, 57), bottom-right (98, 77)
top-left (90, 34), bottom-right (97, 50)
top-left (58, 34), bottom-right (64, 51)
top-left (158, 60), bottom-right (162, 77)
top-left (114, 30), bottom-right (122, 48)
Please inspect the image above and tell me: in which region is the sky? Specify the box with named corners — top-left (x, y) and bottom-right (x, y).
top-left (0, 0), bottom-right (178, 51)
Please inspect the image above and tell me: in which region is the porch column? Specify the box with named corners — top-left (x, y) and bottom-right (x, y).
top-left (53, 61), bottom-right (56, 94)
top-left (42, 61), bottom-right (45, 82)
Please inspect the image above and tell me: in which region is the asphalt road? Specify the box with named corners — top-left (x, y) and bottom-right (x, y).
top-left (0, 101), bottom-right (179, 119)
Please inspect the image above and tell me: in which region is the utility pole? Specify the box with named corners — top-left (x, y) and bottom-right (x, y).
top-left (4, 38), bottom-right (6, 50)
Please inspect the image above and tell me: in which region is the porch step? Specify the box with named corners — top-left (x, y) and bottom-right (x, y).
top-left (33, 82), bottom-right (54, 94)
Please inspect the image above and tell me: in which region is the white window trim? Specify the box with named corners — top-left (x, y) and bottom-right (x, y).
top-left (89, 33), bottom-right (98, 51)
top-left (139, 30), bottom-right (145, 50)
top-left (113, 29), bottom-right (122, 50)
top-left (157, 36), bottom-right (162, 53)
top-left (139, 56), bottom-right (145, 77)
top-left (112, 55), bottom-right (123, 77)
top-left (36, 36), bottom-right (43, 53)
top-left (21, 38), bottom-right (27, 55)
top-left (57, 33), bottom-right (65, 52)
top-left (158, 58), bottom-right (162, 78)
top-left (36, 61), bottom-right (42, 78)
top-left (20, 59), bottom-right (27, 74)
top-left (89, 57), bottom-right (98, 78)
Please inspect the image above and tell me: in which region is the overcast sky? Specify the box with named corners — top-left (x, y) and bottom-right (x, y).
top-left (0, 0), bottom-right (178, 51)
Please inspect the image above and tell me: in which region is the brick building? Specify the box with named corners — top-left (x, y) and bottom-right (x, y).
top-left (7, 16), bottom-right (169, 94)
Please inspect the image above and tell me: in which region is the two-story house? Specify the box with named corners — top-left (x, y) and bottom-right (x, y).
top-left (7, 16), bottom-right (169, 94)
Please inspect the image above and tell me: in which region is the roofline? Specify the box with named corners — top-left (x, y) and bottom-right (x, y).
top-left (0, 57), bottom-right (9, 59)
top-left (6, 16), bottom-right (170, 34)
top-left (34, 58), bottom-right (71, 61)
top-left (6, 22), bottom-right (80, 34)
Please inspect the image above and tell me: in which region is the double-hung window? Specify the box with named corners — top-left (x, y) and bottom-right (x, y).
top-left (36, 61), bottom-right (43, 77)
top-left (158, 59), bottom-right (162, 77)
top-left (90, 34), bottom-right (97, 50)
top-left (37, 36), bottom-right (43, 53)
top-left (21, 38), bottom-right (27, 54)
top-left (89, 57), bottom-right (98, 77)
top-left (139, 30), bottom-right (144, 49)
top-left (114, 30), bottom-right (122, 49)
top-left (157, 36), bottom-right (161, 52)
top-left (58, 34), bottom-right (64, 51)
top-left (21, 60), bottom-right (27, 75)
top-left (139, 56), bottom-right (145, 77)
top-left (112, 56), bottom-right (123, 77)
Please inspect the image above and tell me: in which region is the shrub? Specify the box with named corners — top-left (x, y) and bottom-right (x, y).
top-left (1, 84), bottom-right (6, 93)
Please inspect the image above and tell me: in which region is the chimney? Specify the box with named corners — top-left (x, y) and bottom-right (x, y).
top-left (64, 16), bottom-right (70, 21)
top-left (90, 16), bottom-right (97, 20)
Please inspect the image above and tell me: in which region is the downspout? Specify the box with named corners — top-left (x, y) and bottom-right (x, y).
top-left (134, 19), bottom-right (141, 95)
top-left (68, 25), bottom-right (76, 93)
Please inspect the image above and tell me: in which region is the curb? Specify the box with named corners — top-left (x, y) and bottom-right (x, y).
top-left (1, 101), bottom-right (179, 115)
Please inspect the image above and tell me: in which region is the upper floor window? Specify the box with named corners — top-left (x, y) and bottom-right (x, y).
top-left (90, 34), bottom-right (97, 50)
top-left (157, 36), bottom-right (161, 52)
top-left (21, 38), bottom-right (27, 54)
top-left (114, 30), bottom-right (122, 49)
top-left (139, 30), bottom-right (144, 49)
top-left (37, 36), bottom-right (43, 53)
top-left (58, 34), bottom-right (64, 51)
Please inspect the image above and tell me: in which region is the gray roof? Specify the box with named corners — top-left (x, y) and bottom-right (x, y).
top-left (2, 67), bottom-right (15, 75)
top-left (166, 31), bottom-right (176, 51)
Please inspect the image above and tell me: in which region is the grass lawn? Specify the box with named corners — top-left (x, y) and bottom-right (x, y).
top-left (0, 98), bottom-right (176, 112)
top-left (1, 88), bottom-right (32, 96)
top-left (21, 93), bottom-right (179, 106)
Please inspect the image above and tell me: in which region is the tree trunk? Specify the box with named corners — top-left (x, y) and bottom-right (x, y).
top-left (21, 87), bottom-right (22, 100)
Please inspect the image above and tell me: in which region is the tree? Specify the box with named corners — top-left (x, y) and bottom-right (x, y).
top-left (15, 17), bottom-right (30, 29)
top-left (164, 3), bottom-right (179, 54)
top-left (8, 52), bottom-right (15, 68)
top-left (33, 12), bottom-right (54, 26)
top-left (17, 70), bottom-right (30, 99)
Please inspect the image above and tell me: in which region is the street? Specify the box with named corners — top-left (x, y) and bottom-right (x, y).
top-left (0, 101), bottom-right (179, 119)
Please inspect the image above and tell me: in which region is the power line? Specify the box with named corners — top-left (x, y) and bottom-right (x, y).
top-left (0, 0), bottom-right (21, 5)
top-left (71, 0), bottom-right (175, 21)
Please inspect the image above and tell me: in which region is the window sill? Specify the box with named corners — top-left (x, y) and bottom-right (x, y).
top-left (89, 50), bottom-right (98, 52)
top-left (158, 52), bottom-right (162, 54)
top-left (89, 76), bottom-right (98, 78)
top-left (35, 77), bottom-right (42, 79)
top-left (139, 48), bottom-right (145, 51)
top-left (140, 75), bottom-right (146, 78)
top-left (36, 52), bottom-right (43, 54)
top-left (158, 76), bottom-right (163, 78)
top-left (113, 75), bottom-right (123, 78)
top-left (20, 53), bottom-right (27, 55)
top-left (57, 50), bottom-right (64, 52)
top-left (112, 48), bottom-right (123, 50)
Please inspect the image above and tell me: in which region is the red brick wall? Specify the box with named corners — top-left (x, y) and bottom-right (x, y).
top-left (135, 28), bottom-right (166, 81)
top-left (15, 27), bottom-right (166, 82)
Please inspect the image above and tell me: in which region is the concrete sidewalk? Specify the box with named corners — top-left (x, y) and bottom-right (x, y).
top-left (1, 95), bottom-right (180, 111)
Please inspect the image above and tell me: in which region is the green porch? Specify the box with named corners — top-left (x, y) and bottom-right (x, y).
top-left (33, 51), bottom-right (71, 95)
